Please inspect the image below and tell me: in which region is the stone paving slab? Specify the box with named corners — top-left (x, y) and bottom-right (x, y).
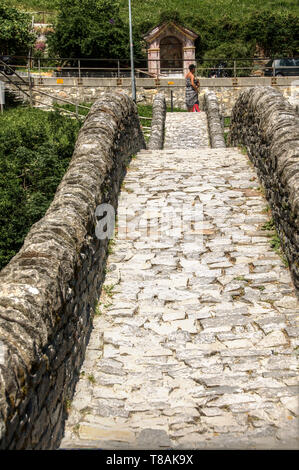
top-left (60, 147), bottom-right (299, 450)
top-left (164, 112), bottom-right (210, 148)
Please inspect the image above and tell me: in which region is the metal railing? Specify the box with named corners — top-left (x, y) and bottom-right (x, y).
top-left (29, 11), bottom-right (57, 24)
top-left (0, 58), bottom-right (90, 119)
top-left (3, 56), bottom-right (299, 79)
top-left (0, 58), bottom-right (153, 136)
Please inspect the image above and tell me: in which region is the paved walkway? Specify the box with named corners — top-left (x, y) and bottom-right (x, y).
top-left (60, 114), bottom-right (298, 450)
top-left (164, 112), bottom-right (209, 148)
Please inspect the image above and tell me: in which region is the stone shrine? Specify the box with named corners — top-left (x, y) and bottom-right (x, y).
top-left (143, 21), bottom-right (198, 77)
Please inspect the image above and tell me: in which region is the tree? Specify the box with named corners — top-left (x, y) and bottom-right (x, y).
top-left (48, 0), bottom-right (143, 60)
top-left (0, 2), bottom-right (36, 55)
top-left (244, 10), bottom-right (299, 57)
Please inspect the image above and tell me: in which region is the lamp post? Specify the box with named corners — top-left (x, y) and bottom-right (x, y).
top-left (128, 0), bottom-right (136, 102)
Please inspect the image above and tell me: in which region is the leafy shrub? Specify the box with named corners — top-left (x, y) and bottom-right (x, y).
top-left (0, 1), bottom-right (36, 55)
top-left (0, 107), bottom-right (81, 270)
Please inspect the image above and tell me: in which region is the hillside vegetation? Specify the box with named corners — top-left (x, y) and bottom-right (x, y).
top-left (10, 0), bottom-right (299, 16)
top-left (122, 0), bottom-right (299, 22)
top-left (7, 0), bottom-right (299, 59)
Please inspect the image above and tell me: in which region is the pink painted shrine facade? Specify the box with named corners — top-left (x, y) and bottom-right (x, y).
top-left (143, 22), bottom-right (198, 77)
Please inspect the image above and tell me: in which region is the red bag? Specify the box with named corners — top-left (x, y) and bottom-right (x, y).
top-left (192, 103), bottom-right (200, 112)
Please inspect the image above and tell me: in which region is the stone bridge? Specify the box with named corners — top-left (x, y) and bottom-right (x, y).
top-left (0, 87), bottom-right (298, 450)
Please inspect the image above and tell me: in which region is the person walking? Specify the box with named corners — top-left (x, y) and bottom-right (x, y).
top-left (185, 64), bottom-right (200, 112)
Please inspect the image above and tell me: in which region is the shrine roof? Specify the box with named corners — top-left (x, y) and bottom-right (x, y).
top-left (143, 21), bottom-right (199, 43)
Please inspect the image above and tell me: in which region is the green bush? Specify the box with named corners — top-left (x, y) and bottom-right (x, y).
top-left (0, 1), bottom-right (36, 55)
top-left (0, 107), bottom-right (81, 270)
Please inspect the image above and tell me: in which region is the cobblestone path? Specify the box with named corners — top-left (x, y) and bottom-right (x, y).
top-left (61, 121), bottom-right (298, 450)
top-left (164, 112), bottom-right (210, 149)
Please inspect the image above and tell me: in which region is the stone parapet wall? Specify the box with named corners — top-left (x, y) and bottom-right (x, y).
top-left (22, 77), bottom-right (299, 116)
top-left (229, 86), bottom-right (299, 295)
top-left (203, 91), bottom-right (226, 148)
top-left (3, 76), bottom-right (296, 116)
top-left (148, 92), bottom-right (166, 150)
top-left (0, 92), bottom-right (145, 449)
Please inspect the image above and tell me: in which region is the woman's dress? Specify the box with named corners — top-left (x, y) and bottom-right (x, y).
top-left (185, 77), bottom-right (199, 109)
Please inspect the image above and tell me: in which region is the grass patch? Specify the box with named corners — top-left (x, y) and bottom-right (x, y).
top-left (261, 218), bottom-right (275, 231)
top-left (54, 102), bottom-right (91, 118)
top-left (108, 237), bottom-right (116, 255)
top-left (94, 303), bottom-right (102, 317)
top-left (138, 104), bottom-right (152, 143)
top-left (166, 106), bottom-right (187, 112)
top-left (224, 117), bottom-right (231, 128)
top-left (261, 217), bottom-right (289, 267)
top-left (262, 205), bottom-right (271, 214)
top-left (64, 398), bottom-right (72, 411)
top-left (257, 185), bottom-right (266, 196)
top-left (87, 374), bottom-right (96, 384)
top-left (103, 283), bottom-right (116, 298)
top-left (238, 145), bottom-right (248, 155)
top-left (234, 275), bottom-right (248, 282)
